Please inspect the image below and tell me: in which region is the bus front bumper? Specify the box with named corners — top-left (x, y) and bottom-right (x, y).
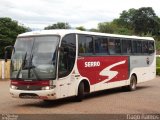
top-left (10, 88), bottom-right (56, 100)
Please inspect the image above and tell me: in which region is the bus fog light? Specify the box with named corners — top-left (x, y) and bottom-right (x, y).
top-left (11, 85), bottom-right (17, 89)
top-left (41, 85), bottom-right (56, 90)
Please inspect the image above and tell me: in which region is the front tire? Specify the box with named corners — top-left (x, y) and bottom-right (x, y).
top-left (76, 82), bottom-right (85, 102)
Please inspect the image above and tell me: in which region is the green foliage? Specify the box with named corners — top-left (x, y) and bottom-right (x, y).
top-left (113, 8), bottom-right (136, 30)
top-left (89, 28), bottom-right (99, 32)
top-left (76, 26), bottom-right (86, 31)
top-left (114, 27), bottom-right (134, 35)
top-left (44, 22), bottom-right (70, 29)
top-left (154, 36), bottom-right (160, 54)
top-left (97, 21), bottom-right (133, 35)
top-left (156, 57), bottom-right (160, 75)
top-left (156, 41), bottom-right (160, 54)
top-left (156, 67), bottom-right (160, 75)
top-left (98, 22), bottom-right (115, 33)
top-left (0, 17), bottom-right (29, 59)
top-left (113, 7), bottom-right (160, 36)
top-left (132, 7), bottom-right (160, 35)
top-left (157, 57), bottom-right (160, 67)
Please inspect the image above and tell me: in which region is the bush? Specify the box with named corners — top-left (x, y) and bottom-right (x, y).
top-left (156, 67), bottom-right (160, 75)
top-left (157, 57), bottom-right (160, 67)
top-left (156, 57), bottom-right (160, 75)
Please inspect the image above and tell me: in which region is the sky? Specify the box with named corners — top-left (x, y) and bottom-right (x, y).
top-left (0, 0), bottom-right (160, 30)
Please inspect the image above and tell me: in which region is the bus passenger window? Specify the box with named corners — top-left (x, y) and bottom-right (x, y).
top-left (137, 41), bottom-right (142, 53)
top-left (86, 37), bottom-right (93, 53)
top-left (108, 39), bottom-right (115, 54)
top-left (142, 41), bottom-right (149, 54)
top-left (132, 41), bottom-right (137, 53)
top-left (79, 44), bottom-right (85, 53)
top-left (148, 41), bottom-right (154, 54)
top-left (78, 35), bottom-right (93, 56)
top-left (122, 40), bottom-right (131, 54)
top-left (95, 37), bottom-right (108, 55)
top-left (115, 39), bottom-right (121, 53)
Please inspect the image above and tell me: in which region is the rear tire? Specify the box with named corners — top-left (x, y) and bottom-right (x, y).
top-left (127, 75), bottom-right (137, 91)
top-left (76, 82), bottom-right (85, 102)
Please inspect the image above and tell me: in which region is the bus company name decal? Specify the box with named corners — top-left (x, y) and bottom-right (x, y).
top-left (77, 56), bottom-right (129, 85)
top-left (85, 61), bottom-right (100, 67)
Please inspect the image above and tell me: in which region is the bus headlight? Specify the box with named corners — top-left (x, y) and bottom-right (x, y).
top-left (42, 86), bottom-right (50, 90)
top-left (11, 85), bottom-right (18, 90)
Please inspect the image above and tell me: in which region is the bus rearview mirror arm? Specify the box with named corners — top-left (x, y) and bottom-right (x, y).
top-left (4, 51), bottom-right (8, 62)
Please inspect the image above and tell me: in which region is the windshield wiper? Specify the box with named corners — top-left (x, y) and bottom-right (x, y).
top-left (16, 52), bottom-right (40, 80)
top-left (28, 54), bottom-right (40, 80)
top-left (16, 52), bottom-right (27, 79)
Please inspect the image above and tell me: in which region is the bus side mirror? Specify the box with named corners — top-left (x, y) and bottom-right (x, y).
top-left (4, 45), bottom-right (15, 62)
top-left (5, 51), bottom-right (8, 62)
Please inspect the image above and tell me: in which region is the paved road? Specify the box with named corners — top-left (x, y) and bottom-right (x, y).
top-left (0, 77), bottom-right (160, 114)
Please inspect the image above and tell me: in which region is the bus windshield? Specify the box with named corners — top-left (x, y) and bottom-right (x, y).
top-left (11, 36), bottom-right (59, 80)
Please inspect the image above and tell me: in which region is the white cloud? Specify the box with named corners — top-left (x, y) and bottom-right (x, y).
top-left (0, 0), bottom-right (160, 29)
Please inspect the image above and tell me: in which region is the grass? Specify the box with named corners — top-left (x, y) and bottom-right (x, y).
top-left (156, 57), bottom-right (160, 75)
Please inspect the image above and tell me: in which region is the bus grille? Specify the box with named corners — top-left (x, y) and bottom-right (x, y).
top-left (17, 85), bottom-right (42, 91)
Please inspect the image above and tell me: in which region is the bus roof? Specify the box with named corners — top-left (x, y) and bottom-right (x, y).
top-left (18, 29), bottom-right (154, 41)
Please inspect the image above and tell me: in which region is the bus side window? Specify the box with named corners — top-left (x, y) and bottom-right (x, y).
top-left (148, 41), bottom-right (154, 54)
top-left (95, 37), bottom-right (108, 55)
top-left (108, 38), bottom-right (115, 54)
top-left (142, 41), bottom-right (149, 54)
top-left (86, 37), bottom-right (93, 54)
top-left (132, 40), bottom-right (137, 53)
top-left (115, 39), bottom-right (121, 54)
top-left (137, 41), bottom-right (142, 53)
top-left (78, 35), bottom-right (93, 56)
top-left (122, 39), bottom-right (131, 54)
top-left (78, 35), bottom-right (85, 54)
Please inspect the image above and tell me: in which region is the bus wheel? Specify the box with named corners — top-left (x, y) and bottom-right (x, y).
top-left (76, 82), bottom-right (85, 102)
top-left (127, 75), bottom-right (137, 91)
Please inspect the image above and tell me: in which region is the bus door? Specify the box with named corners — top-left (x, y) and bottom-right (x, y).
top-left (57, 34), bottom-right (76, 98)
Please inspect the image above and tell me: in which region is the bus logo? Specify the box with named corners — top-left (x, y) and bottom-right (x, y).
top-left (99, 60), bottom-right (126, 82)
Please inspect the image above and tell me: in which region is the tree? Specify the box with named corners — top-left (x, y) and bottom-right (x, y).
top-left (98, 22), bottom-right (115, 33)
top-left (0, 17), bottom-right (29, 58)
top-left (132, 7), bottom-right (160, 35)
top-left (114, 7), bottom-right (160, 36)
top-left (89, 28), bottom-right (99, 32)
top-left (113, 8), bottom-right (136, 30)
top-left (115, 27), bottom-right (134, 35)
top-left (76, 26), bottom-right (86, 31)
top-left (44, 22), bottom-right (71, 29)
top-left (97, 21), bottom-right (133, 35)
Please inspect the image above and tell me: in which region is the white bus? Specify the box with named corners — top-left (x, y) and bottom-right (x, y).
top-left (6, 30), bottom-right (156, 101)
